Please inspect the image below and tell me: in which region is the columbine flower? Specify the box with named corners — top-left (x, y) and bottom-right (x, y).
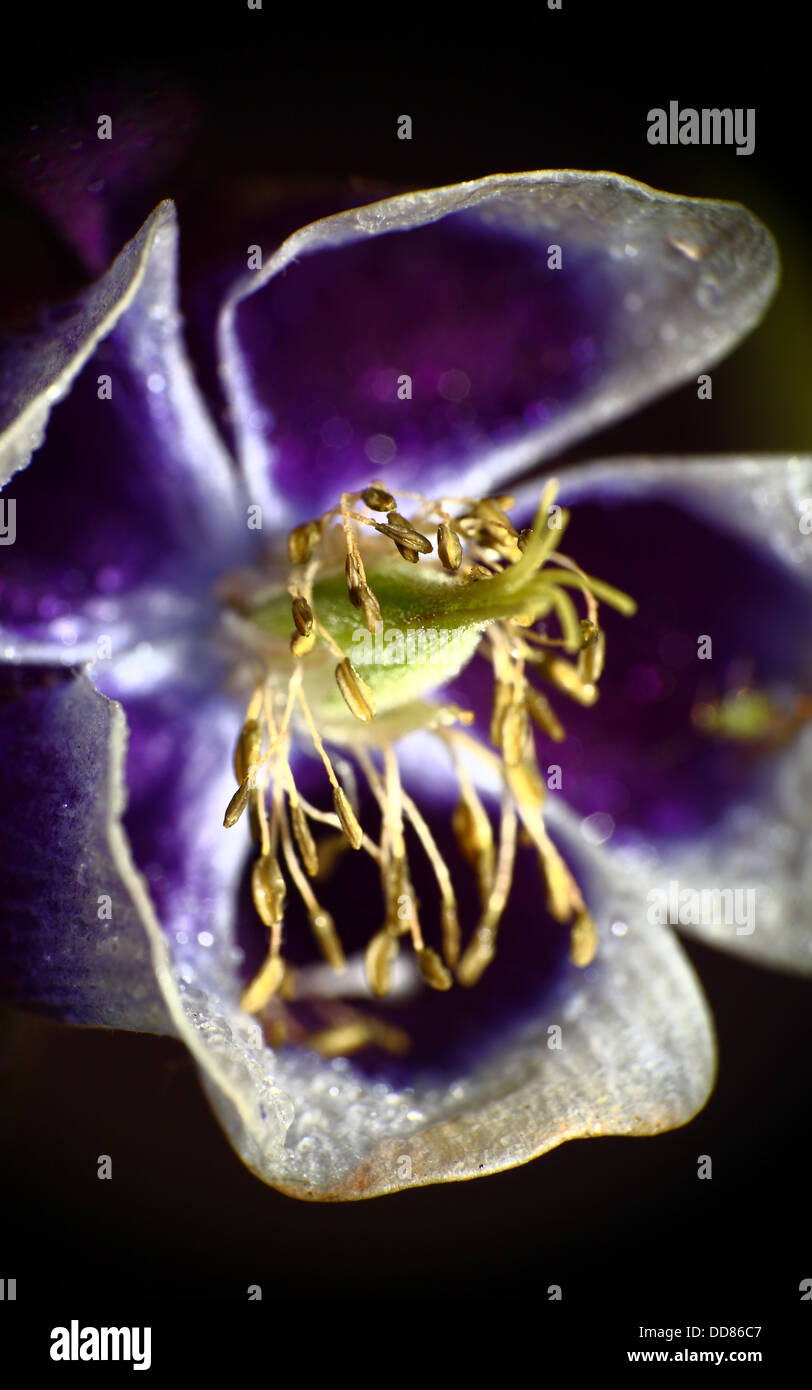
top-left (1, 171), bottom-right (809, 1200)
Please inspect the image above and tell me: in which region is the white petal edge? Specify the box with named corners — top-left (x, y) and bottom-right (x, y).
top-left (216, 170), bottom-right (778, 528)
top-left (0, 200), bottom-right (242, 536)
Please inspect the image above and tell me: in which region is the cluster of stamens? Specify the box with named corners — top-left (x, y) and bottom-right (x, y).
top-left (220, 478), bottom-right (636, 1057)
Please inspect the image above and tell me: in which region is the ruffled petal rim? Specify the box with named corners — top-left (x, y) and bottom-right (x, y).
top-left (216, 169), bottom-right (778, 528)
top-left (0, 200), bottom-right (245, 665)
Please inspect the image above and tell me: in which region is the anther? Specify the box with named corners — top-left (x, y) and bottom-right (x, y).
top-left (577, 626), bottom-right (606, 684)
top-left (287, 520), bottom-right (321, 565)
top-left (290, 802), bottom-right (319, 877)
top-left (456, 926), bottom-right (496, 987)
top-left (335, 657), bottom-right (376, 722)
top-left (309, 908), bottom-right (346, 971)
top-left (332, 785), bottom-right (364, 849)
top-left (365, 928), bottom-right (399, 997)
top-left (533, 651), bottom-right (598, 706)
top-left (345, 552), bottom-right (364, 607)
top-left (234, 718), bottom-right (262, 782)
top-left (569, 909), bottom-right (598, 967)
top-left (417, 946), bottom-right (453, 991)
top-left (224, 778), bottom-right (252, 828)
top-left (525, 685), bottom-right (566, 742)
top-left (437, 522), bottom-right (463, 572)
top-left (361, 484), bottom-right (397, 512)
top-left (474, 498), bottom-right (517, 534)
top-left (291, 595), bottom-right (314, 636)
top-left (490, 679), bottom-right (513, 747)
top-left (374, 516), bottom-right (432, 554)
top-left (500, 700), bottom-right (530, 768)
top-left (452, 794), bottom-right (495, 905)
top-left (358, 584), bottom-right (382, 635)
top-left (291, 629), bottom-right (317, 657)
top-left (251, 853), bottom-right (286, 927)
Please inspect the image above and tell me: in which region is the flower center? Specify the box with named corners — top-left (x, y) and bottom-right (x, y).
top-left (218, 479), bottom-right (636, 1054)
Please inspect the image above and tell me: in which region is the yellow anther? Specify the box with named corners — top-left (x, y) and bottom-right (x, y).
top-left (358, 583), bottom-right (382, 635)
top-left (291, 595), bottom-right (314, 636)
top-left (234, 718), bottom-right (262, 782)
top-left (437, 522), bottom-right (463, 572)
top-left (456, 926), bottom-right (496, 987)
top-left (335, 657), bottom-right (376, 722)
top-left (374, 515), bottom-right (432, 554)
top-left (291, 629), bottom-right (317, 657)
top-left (309, 909), bottom-right (346, 971)
top-left (489, 679), bottom-right (513, 747)
top-left (417, 946), bottom-right (453, 991)
top-left (361, 484), bottom-right (397, 512)
top-left (525, 685), bottom-right (566, 742)
top-left (332, 785), bottom-right (364, 849)
top-left (577, 627), bottom-right (606, 684)
top-left (224, 778), bottom-right (252, 828)
top-left (500, 700), bottom-right (530, 768)
top-left (474, 498), bottom-right (518, 532)
top-left (365, 928), bottom-right (399, 997)
top-left (287, 520), bottom-right (321, 565)
top-left (290, 802), bottom-right (319, 877)
top-left (251, 853), bottom-right (286, 927)
top-left (569, 909), bottom-right (598, 967)
top-left (345, 551), bottom-right (364, 606)
top-left (533, 651), bottom-right (598, 706)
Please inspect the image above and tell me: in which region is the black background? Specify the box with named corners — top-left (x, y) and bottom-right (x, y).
top-left (0, 0), bottom-right (809, 1352)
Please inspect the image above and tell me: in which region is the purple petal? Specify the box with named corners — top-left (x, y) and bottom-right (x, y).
top-left (217, 171), bottom-right (777, 528)
top-left (0, 666), bottom-right (169, 1030)
top-left (96, 646), bottom-right (249, 973)
top-left (1, 201), bottom-right (244, 664)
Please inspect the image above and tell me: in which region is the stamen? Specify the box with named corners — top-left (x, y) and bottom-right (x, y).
top-left (417, 947), bottom-right (453, 990)
top-left (530, 650), bottom-right (598, 706)
top-left (234, 717), bottom-right (262, 783)
top-left (278, 801), bottom-right (346, 970)
top-left (225, 475), bottom-right (636, 1039)
top-left (345, 551), bottom-right (365, 606)
top-left (358, 584), bottom-right (382, 635)
top-left (569, 909), bottom-right (598, 968)
top-left (335, 657), bottom-right (376, 722)
top-left (437, 522), bottom-right (463, 572)
top-left (524, 685), bottom-right (566, 742)
top-left (360, 484), bottom-right (397, 512)
top-left (457, 793), bottom-right (517, 986)
top-left (291, 595), bottom-right (314, 636)
top-left (252, 852), bottom-right (286, 927)
top-left (291, 629), bottom-right (316, 657)
top-left (289, 801), bottom-right (319, 877)
top-left (223, 778), bottom-right (252, 828)
top-left (332, 786), bottom-right (364, 850)
top-left (287, 520), bottom-right (321, 566)
top-left (373, 516), bottom-right (433, 554)
top-left (365, 928), bottom-right (399, 997)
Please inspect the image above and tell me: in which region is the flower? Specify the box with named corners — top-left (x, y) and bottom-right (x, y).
top-left (0, 171), bottom-right (809, 1201)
